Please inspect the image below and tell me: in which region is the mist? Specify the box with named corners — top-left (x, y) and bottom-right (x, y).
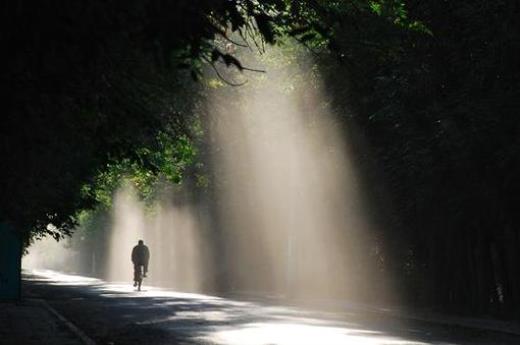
top-left (206, 48), bottom-right (390, 302)
top-left (24, 45), bottom-right (394, 304)
top-left (22, 234), bottom-right (77, 272)
top-left (105, 183), bottom-right (212, 291)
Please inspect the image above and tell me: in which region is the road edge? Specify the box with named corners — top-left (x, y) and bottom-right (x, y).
top-left (33, 298), bottom-right (98, 345)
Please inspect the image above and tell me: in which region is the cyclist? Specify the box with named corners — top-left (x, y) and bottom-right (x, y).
top-left (131, 240), bottom-right (150, 288)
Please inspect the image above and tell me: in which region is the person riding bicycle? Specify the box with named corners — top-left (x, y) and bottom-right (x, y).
top-left (131, 240), bottom-right (150, 287)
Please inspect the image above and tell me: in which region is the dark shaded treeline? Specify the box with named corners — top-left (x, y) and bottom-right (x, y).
top-left (1, 0), bottom-right (194, 239)
top-left (317, 1), bottom-right (520, 316)
top-left (0, 0), bottom-right (302, 240)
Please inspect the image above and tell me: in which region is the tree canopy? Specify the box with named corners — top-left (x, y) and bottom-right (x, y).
top-left (1, 0), bottom-right (325, 238)
top-left (5, 0), bottom-right (520, 316)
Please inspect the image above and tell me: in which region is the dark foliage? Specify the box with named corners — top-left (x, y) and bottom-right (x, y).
top-left (317, 0), bottom-right (520, 315)
top-left (0, 0), bottom-right (313, 239)
top-left (4, 0), bottom-right (520, 317)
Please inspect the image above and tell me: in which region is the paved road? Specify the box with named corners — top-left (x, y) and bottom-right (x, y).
top-left (23, 270), bottom-right (520, 345)
top-left (1, 299), bottom-right (84, 345)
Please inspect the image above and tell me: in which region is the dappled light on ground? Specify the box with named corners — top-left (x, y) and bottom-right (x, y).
top-left (205, 322), bottom-right (431, 345)
top-left (24, 270), bottom-right (447, 345)
top-left (26, 269), bottom-right (101, 286)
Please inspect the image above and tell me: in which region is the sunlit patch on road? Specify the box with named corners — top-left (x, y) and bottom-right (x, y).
top-left (202, 322), bottom-right (432, 345)
top-left (29, 269), bottom-right (101, 286)
top-left (23, 270), bottom-right (453, 345)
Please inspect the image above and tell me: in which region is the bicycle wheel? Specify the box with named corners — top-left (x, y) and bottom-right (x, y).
top-left (137, 265), bottom-right (143, 291)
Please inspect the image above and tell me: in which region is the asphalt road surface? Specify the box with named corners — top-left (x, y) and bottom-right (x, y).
top-left (23, 270), bottom-right (520, 345)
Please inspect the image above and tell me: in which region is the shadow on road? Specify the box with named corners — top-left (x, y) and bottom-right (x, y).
top-left (23, 271), bottom-right (520, 345)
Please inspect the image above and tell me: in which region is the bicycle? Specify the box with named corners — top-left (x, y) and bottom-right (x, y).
top-left (133, 264), bottom-right (145, 291)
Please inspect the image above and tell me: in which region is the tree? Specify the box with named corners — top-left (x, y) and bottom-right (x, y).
top-left (314, 0), bottom-right (520, 315)
top-left (1, 0), bottom-right (325, 239)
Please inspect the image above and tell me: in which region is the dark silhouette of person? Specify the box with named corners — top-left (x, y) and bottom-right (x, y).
top-left (131, 240), bottom-right (150, 286)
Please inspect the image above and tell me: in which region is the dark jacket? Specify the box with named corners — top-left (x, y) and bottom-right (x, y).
top-left (131, 244), bottom-right (150, 265)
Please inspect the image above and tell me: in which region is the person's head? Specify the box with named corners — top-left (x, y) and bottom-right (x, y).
top-left (138, 240), bottom-right (144, 245)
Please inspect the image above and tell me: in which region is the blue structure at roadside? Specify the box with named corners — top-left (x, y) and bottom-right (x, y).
top-left (0, 223), bottom-right (21, 300)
